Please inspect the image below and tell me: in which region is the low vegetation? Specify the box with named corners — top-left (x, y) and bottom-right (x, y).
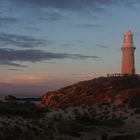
top-left (129, 93), bottom-right (140, 108)
top-left (110, 134), bottom-right (136, 140)
top-left (0, 102), bottom-right (47, 118)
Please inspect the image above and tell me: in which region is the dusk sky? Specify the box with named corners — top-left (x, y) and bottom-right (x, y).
top-left (1, 0), bottom-right (140, 96)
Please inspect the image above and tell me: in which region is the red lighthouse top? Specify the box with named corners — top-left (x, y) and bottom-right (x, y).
top-left (123, 30), bottom-right (133, 48)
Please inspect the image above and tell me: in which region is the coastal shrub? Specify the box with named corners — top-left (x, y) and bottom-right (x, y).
top-left (75, 112), bottom-right (101, 125)
top-left (129, 93), bottom-right (140, 108)
top-left (110, 134), bottom-right (135, 140)
top-left (103, 115), bottom-right (125, 127)
top-left (114, 75), bottom-right (140, 89)
top-left (0, 125), bottom-right (48, 140)
top-left (0, 102), bottom-right (46, 118)
top-left (134, 109), bottom-right (140, 114)
top-left (58, 121), bottom-right (84, 137)
top-left (101, 133), bottom-right (108, 140)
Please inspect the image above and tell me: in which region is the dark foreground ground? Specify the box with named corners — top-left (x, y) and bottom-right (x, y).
top-left (0, 101), bottom-right (139, 140)
top-left (1, 75), bottom-right (140, 140)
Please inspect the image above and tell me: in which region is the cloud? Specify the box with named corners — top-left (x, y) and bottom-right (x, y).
top-left (76, 24), bottom-right (102, 28)
top-left (0, 60), bottom-right (25, 67)
top-left (96, 44), bottom-right (109, 49)
top-left (9, 0), bottom-right (140, 13)
top-left (23, 27), bottom-right (40, 31)
top-left (0, 33), bottom-right (49, 48)
top-left (0, 17), bottom-right (19, 27)
top-left (0, 48), bottom-right (99, 66)
top-left (7, 68), bottom-right (22, 71)
top-left (40, 12), bottom-right (64, 21)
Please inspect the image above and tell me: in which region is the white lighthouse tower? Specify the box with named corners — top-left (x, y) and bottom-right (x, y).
top-left (121, 31), bottom-right (136, 75)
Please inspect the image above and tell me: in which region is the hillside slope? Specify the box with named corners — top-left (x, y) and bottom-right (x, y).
top-left (40, 75), bottom-right (140, 108)
top-left (1, 76), bottom-right (140, 140)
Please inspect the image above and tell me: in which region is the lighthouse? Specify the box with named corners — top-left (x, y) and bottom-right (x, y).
top-left (121, 31), bottom-right (136, 75)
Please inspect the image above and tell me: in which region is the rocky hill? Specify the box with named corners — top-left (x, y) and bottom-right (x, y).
top-left (40, 75), bottom-right (140, 108)
top-left (1, 75), bottom-right (140, 140)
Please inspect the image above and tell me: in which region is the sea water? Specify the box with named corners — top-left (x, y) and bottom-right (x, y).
top-left (0, 94), bottom-right (41, 104)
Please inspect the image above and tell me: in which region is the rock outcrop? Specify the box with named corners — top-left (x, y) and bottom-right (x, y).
top-left (4, 95), bottom-right (41, 102)
top-left (40, 75), bottom-right (140, 108)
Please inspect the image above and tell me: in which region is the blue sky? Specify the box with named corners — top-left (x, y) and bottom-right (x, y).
top-left (0, 0), bottom-right (140, 96)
